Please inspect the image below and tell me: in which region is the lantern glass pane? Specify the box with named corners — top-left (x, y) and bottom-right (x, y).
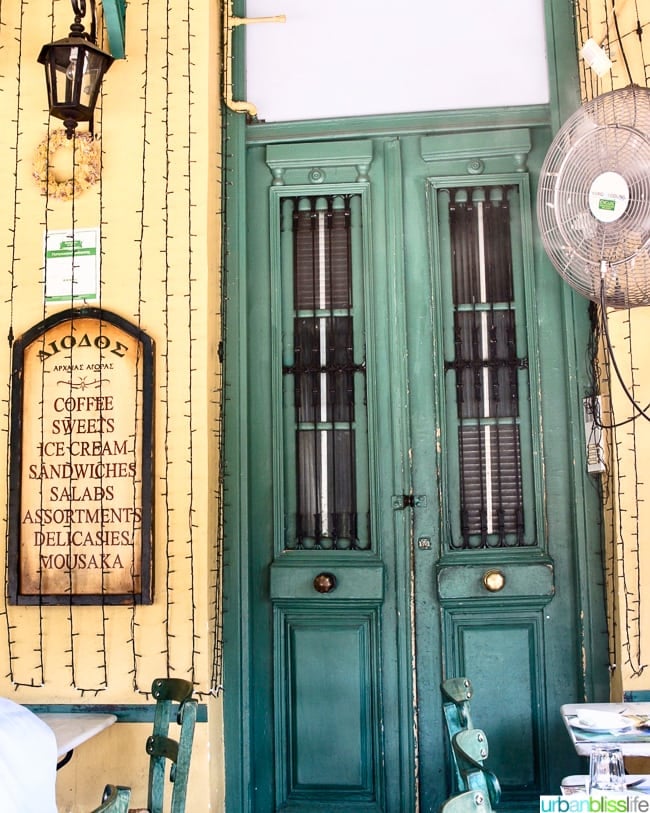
top-left (80, 51), bottom-right (105, 107)
top-left (53, 46), bottom-right (78, 106)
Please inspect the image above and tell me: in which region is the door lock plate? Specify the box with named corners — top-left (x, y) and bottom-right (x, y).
top-left (392, 494), bottom-right (427, 509)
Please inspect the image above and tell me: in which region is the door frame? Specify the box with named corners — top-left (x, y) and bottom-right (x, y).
top-left (221, 2), bottom-right (609, 809)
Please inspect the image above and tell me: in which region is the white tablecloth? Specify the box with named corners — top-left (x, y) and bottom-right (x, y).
top-left (0, 697), bottom-right (57, 813)
top-left (562, 774), bottom-right (650, 793)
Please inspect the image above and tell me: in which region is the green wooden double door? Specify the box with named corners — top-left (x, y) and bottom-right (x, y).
top-left (224, 119), bottom-right (607, 813)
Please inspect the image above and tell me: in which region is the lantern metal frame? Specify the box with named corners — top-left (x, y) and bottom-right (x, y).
top-left (38, 0), bottom-right (114, 139)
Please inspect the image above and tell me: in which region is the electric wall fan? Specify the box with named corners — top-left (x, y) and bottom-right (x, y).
top-left (537, 84), bottom-right (650, 309)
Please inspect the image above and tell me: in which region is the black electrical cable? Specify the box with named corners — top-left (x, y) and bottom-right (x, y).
top-left (612, 0), bottom-right (636, 85)
top-left (599, 273), bottom-right (650, 423)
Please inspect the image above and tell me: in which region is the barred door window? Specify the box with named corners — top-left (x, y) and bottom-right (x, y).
top-left (443, 185), bottom-right (535, 550)
top-left (281, 195), bottom-right (369, 551)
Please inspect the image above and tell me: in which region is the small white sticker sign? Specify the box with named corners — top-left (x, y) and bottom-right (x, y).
top-left (588, 171), bottom-right (630, 224)
top-left (44, 228), bottom-right (100, 302)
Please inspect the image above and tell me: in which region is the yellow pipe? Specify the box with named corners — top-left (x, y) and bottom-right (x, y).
top-left (223, 0), bottom-right (286, 117)
top-left (231, 15), bottom-right (286, 27)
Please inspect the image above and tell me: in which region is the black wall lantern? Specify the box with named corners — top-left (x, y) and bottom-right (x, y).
top-left (38, 0), bottom-right (114, 139)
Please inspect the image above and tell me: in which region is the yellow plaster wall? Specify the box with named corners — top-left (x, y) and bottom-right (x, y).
top-left (0, 0), bottom-right (224, 809)
top-left (574, 0), bottom-right (650, 696)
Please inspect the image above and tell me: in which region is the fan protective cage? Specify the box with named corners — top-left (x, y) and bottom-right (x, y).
top-left (537, 84), bottom-right (650, 309)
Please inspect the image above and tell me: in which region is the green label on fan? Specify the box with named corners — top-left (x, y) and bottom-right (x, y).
top-left (599, 198), bottom-right (616, 211)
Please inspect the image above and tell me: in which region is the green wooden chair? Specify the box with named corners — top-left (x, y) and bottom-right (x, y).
top-left (441, 677), bottom-right (475, 792)
top-left (142, 677), bottom-right (198, 813)
top-left (91, 677), bottom-right (197, 813)
top-left (452, 728), bottom-right (501, 808)
top-left (439, 790), bottom-right (495, 813)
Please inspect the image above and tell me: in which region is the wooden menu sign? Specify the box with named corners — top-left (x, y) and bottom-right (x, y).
top-left (8, 308), bottom-right (154, 604)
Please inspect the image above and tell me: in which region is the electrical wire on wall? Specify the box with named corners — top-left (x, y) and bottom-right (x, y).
top-left (210, 118), bottom-right (227, 696)
top-left (63, 155), bottom-right (110, 696)
top-left (585, 306), bottom-right (616, 674)
top-left (51, 6), bottom-right (111, 697)
top-left (160, 0), bottom-right (174, 688)
top-left (1, 0), bottom-right (48, 690)
top-left (576, 0), bottom-right (650, 680)
top-left (575, 0), bottom-right (609, 100)
top-left (0, 0), bottom-right (224, 697)
top-left (181, 0), bottom-right (199, 691)
top-left (91, 15), bottom-right (111, 698)
top-left (591, 301), bottom-right (647, 677)
top-left (123, 0), bottom-right (224, 697)
top-left (127, 0), bottom-right (154, 696)
top-left (576, 0), bottom-right (649, 101)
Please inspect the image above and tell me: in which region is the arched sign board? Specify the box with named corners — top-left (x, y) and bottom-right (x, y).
top-left (8, 308), bottom-right (154, 605)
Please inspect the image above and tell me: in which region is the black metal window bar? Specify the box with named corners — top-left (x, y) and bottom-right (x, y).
top-left (282, 195), bottom-right (368, 550)
top-left (445, 186), bottom-right (528, 549)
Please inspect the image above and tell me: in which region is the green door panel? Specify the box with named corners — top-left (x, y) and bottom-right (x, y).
top-left (443, 611), bottom-right (548, 805)
top-left (271, 563), bottom-right (385, 809)
top-left (274, 608), bottom-right (383, 810)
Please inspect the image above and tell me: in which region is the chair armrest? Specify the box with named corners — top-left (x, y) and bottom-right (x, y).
top-left (91, 784), bottom-right (131, 812)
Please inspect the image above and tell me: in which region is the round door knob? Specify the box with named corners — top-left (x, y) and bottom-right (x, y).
top-left (313, 572), bottom-right (337, 593)
top-left (482, 569), bottom-right (506, 592)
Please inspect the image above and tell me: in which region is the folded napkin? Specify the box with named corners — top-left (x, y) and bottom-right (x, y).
top-left (0, 697), bottom-right (57, 813)
top-left (574, 709), bottom-right (642, 731)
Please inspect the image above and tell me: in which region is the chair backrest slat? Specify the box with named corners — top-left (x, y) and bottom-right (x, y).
top-left (169, 696), bottom-right (197, 813)
top-left (452, 729), bottom-right (501, 809)
top-left (440, 790), bottom-right (495, 813)
top-left (441, 677), bottom-right (474, 793)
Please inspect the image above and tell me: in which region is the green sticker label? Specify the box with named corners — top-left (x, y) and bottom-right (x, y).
top-left (599, 198), bottom-right (616, 211)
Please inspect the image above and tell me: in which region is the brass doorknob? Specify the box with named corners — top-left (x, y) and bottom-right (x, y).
top-left (482, 569), bottom-right (506, 592)
top-left (313, 572), bottom-right (337, 593)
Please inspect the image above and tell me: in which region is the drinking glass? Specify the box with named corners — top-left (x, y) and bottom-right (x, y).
top-left (589, 745), bottom-right (626, 793)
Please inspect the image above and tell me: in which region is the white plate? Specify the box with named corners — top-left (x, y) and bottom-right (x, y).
top-left (570, 719), bottom-right (633, 734)
top-left (561, 777), bottom-right (647, 791)
top-left (572, 710), bottom-right (634, 733)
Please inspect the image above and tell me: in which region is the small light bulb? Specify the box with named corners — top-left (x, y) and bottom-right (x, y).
top-left (66, 57), bottom-right (77, 81)
top-left (65, 47), bottom-right (79, 82)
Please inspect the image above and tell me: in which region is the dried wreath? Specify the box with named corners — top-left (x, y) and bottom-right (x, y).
top-left (33, 129), bottom-right (101, 201)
